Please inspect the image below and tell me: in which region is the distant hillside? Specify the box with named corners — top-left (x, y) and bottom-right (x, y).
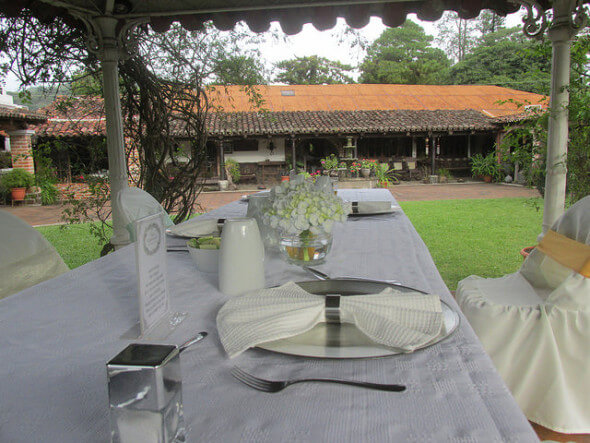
top-left (9, 85), bottom-right (71, 111)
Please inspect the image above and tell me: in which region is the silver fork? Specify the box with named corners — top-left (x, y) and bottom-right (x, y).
top-left (231, 367), bottom-right (406, 393)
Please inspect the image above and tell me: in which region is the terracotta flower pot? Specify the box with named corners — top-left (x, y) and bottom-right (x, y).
top-left (483, 175), bottom-right (492, 183)
top-left (10, 187), bottom-right (26, 202)
top-left (520, 246), bottom-right (535, 259)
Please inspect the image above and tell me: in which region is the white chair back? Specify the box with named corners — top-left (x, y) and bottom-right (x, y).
top-left (0, 210), bottom-right (69, 299)
top-left (521, 196), bottom-right (590, 294)
top-left (115, 188), bottom-right (174, 241)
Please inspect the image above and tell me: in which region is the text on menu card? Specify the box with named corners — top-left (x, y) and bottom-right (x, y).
top-left (135, 213), bottom-right (169, 334)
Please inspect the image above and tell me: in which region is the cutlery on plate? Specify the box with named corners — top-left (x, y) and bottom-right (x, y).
top-left (230, 366), bottom-right (406, 393)
top-left (303, 266), bottom-right (401, 286)
top-left (178, 332), bottom-right (208, 353)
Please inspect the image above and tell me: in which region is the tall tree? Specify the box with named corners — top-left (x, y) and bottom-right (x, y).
top-left (435, 12), bottom-right (478, 62)
top-left (435, 10), bottom-right (506, 63)
top-left (274, 55), bottom-right (354, 85)
top-left (359, 21), bottom-right (451, 85)
top-left (212, 55), bottom-right (267, 85)
top-left (449, 27), bottom-right (551, 93)
top-left (477, 10), bottom-right (506, 35)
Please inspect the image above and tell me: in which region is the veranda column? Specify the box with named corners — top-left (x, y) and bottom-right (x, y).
top-left (542, 0), bottom-right (577, 234)
top-left (7, 129), bottom-right (35, 174)
top-left (96, 17), bottom-right (130, 247)
top-left (291, 137), bottom-right (296, 172)
top-left (431, 137), bottom-right (436, 175)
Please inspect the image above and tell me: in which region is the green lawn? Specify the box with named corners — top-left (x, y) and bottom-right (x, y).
top-left (400, 197), bottom-right (543, 289)
top-left (36, 222), bottom-right (113, 269)
top-left (36, 197), bottom-right (544, 290)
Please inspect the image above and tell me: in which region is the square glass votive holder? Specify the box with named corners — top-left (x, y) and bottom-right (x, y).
top-left (107, 343), bottom-right (185, 443)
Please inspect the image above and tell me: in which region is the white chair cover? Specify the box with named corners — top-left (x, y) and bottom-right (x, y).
top-left (0, 210), bottom-right (69, 300)
top-left (114, 188), bottom-right (174, 241)
top-left (456, 196), bottom-right (590, 433)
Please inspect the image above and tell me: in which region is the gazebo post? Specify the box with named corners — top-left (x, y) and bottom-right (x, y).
top-left (542, 0), bottom-right (578, 234)
top-left (96, 17), bottom-right (131, 247)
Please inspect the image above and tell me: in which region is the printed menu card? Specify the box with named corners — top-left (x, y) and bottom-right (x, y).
top-left (135, 213), bottom-right (169, 335)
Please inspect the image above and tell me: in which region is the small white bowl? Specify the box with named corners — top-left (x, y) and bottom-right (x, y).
top-left (187, 241), bottom-right (219, 273)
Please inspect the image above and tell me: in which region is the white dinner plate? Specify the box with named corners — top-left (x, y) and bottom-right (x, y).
top-left (257, 279), bottom-right (459, 359)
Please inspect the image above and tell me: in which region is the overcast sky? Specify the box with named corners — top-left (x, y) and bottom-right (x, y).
top-left (2, 11), bottom-right (525, 92)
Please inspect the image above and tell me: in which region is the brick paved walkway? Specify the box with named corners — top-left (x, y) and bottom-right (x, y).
top-left (2, 182), bottom-right (540, 227)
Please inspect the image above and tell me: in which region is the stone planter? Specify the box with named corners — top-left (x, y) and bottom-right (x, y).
top-left (218, 180), bottom-right (229, 191)
top-left (360, 168), bottom-right (371, 178)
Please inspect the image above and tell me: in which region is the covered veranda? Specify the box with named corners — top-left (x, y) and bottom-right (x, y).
top-left (3, 0), bottom-right (581, 247)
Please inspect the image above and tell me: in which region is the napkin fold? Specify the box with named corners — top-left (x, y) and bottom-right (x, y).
top-left (217, 281), bottom-right (443, 358)
top-left (351, 201), bottom-right (396, 214)
top-left (167, 218), bottom-right (219, 237)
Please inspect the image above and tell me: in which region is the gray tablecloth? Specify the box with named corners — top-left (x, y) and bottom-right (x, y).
top-left (0, 189), bottom-right (538, 442)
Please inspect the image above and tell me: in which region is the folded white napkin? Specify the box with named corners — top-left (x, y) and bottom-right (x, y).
top-left (217, 281), bottom-right (443, 358)
top-left (167, 218), bottom-right (219, 237)
top-left (351, 201), bottom-right (397, 214)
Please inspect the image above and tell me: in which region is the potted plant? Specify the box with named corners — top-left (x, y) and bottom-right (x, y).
top-left (349, 161), bottom-right (361, 178)
top-left (262, 179), bottom-right (348, 265)
top-left (320, 154), bottom-right (339, 175)
top-left (0, 168), bottom-right (35, 202)
top-left (224, 158), bottom-right (241, 183)
top-left (374, 163), bottom-right (399, 188)
top-left (437, 168), bottom-right (452, 184)
top-left (471, 153), bottom-right (499, 183)
top-left (360, 159), bottom-right (374, 178)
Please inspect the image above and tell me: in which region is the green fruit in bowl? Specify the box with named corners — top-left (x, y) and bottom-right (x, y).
top-left (188, 236), bottom-right (221, 249)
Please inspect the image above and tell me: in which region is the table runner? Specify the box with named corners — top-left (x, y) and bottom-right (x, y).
top-left (0, 189), bottom-right (538, 442)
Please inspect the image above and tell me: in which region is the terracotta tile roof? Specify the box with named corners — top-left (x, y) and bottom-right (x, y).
top-left (491, 105), bottom-right (547, 124)
top-left (208, 84), bottom-right (547, 116)
top-left (205, 109), bottom-right (497, 136)
top-left (37, 85), bottom-right (546, 138)
top-left (0, 104), bottom-right (47, 123)
top-left (36, 96), bottom-right (106, 137)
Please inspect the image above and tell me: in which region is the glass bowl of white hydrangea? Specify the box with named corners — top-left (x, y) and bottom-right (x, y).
top-left (262, 179), bottom-right (349, 266)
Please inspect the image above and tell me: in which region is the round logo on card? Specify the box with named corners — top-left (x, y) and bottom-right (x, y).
top-left (143, 223), bottom-right (162, 255)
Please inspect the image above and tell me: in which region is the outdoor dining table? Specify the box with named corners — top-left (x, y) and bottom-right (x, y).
top-left (0, 188), bottom-right (539, 442)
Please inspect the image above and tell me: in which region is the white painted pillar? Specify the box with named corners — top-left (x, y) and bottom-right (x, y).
top-left (97, 17), bottom-right (130, 247)
top-left (543, 2), bottom-right (577, 234)
top-left (411, 137), bottom-right (417, 158)
top-left (467, 135), bottom-right (471, 157)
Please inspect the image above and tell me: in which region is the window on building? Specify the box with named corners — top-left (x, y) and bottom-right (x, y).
top-left (232, 139), bottom-right (258, 152)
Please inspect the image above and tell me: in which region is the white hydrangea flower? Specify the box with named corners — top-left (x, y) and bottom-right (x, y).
top-left (261, 179), bottom-right (349, 238)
